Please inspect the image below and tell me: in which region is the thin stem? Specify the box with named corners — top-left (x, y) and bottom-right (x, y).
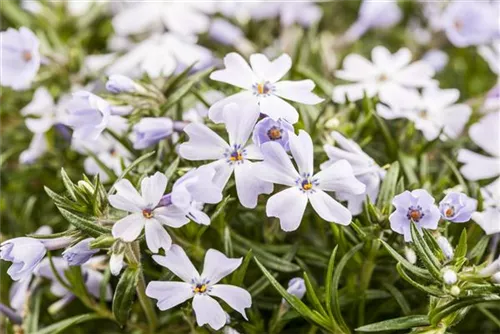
top-left (125, 242), bottom-right (158, 332)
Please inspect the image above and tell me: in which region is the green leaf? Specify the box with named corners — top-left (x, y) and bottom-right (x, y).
top-left (86, 149), bottom-right (117, 183)
top-left (60, 168), bottom-right (77, 201)
top-left (254, 258), bottom-right (332, 331)
top-left (355, 315), bottom-right (429, 332)
top-left (231, 249), bottom-right (253, 286)
top-left (376, 162), bottom-right (400, 212)
top-left (395, 263), bottom-right (444, 297)
top-left (422, 228), bottom-right (445, 262)
top-left (379, 240), bottom-right (432, 280)
top-left (469, 235), bottom-right (490, 263)
top-left (164, 157), bottom-right (180, 180)
top-left (31, 313), bottom-right (109, 334)
top-left (454, 229), bottom-right (468, 266)
top-left (303, 271), bottom-right (328, 318)
top-left (324, 245), bottom-right (338, 319)
top-left (211, 195), bottom-right (234, 222)
top-left (382, 283), bottom-right (411, 315)
top-left (332, 243), bottom-right (364, 333)
top-left (58, 208), bottom-right (111, 237)
top-left (113, 267), bottom-right (140, 325)
top-left (429, 295), bottom-right (500, 326)
top-left (410, 222), bottom-right (442, 280)
top-left (90, 235), bottom-right (115, 249)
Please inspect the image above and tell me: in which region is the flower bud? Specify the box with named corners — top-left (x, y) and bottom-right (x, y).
top-left (106, 75), bottom-right (138, 94)
top-left (110, 240), bottom-right (125, 276)
top-left (132, 117), bottom-right (173, 150)
top-left (404, 246), bottom-right (417, 264)
top-left (77, 180), bottom-right (95, 195)
top-left (443, 269), bottom-right (458, 285)
top-left (450, 285), bottom-right (460, 296)
top-left (62, 238), bottom-right (98, 266)
top-left (436, 236), bottom-right (454, 260)
top-left (286, 277), bottom-right (306, 300)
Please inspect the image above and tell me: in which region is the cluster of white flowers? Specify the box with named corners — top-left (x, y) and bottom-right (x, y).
top-left (1, 0), bottom-right (499, 331)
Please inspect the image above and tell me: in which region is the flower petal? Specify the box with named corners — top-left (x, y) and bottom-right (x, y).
top-left (208, 91), bottom-right (256, 124)
top-left (314, 160), bottom-right (366, 194)
top-left (179, 123), bottom-right (229, 161)
top-left (289, 130), bottom-right (314, 176)
top-left (209, 284), bottom-right (252, 320)
top-left (201, 249), bottom-right (242, 285)
top-left (254, 142), bottom-right (299, 187)
top-left (112, 213), bottom-right (145, 242)
top-left (259, 95), bottom-right (299, 124)
top-left (223, 103), bottom-right (260, 147)
top-left (234, 161), bottom-right (273, 209)
top-left (469, 111), bottom-right (500, 157)
top-left (192, 294), bottom-right (227, 330)
top-left (152, 245), bottom-right (200, 282)
top-left (274, 80), bottom-right (324, 105)
top-left (145, 219), bottom-right (172, 253)
top-left (210, 52), bottom-right (255, 90)
top-left (308, 189), bottom-right (352, 225)
top-left (146, 281), bottom-right (193, 311)
top-left (266, 187), bottom-right (308, 232)
top-left (141, 172), bottom-right (168, 208)
top-left (109, 179), bottom-right (145, 212)
top-left (457, 149), bottom-right (500, 181)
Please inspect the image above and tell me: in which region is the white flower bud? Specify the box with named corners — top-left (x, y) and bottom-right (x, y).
top-left (404, 246), bottom-right (417, 264)
top-left (443, 269), bottom-right (458, 285)
top-left (437, 236), bottom-right (454, 260)
top-left (492, 272), bottom-right (500, 284)
top-left (286, 277), bottom-right (306, 299)
top-left (450, 285), bottom-right (460, 296)
top-left (110, 252), bottom-right (124, 276)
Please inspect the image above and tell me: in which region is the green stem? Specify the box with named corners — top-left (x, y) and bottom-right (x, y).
top-left (125, 242), bottom-right (158, 332)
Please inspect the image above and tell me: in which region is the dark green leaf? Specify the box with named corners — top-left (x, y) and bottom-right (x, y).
top-left (58, 208), bottom-right (111, 237)
top-left (355, 315), bottom-right (429, 332)
top-left (113, 267), bottom-right (140, 325)
top-left (31, 313), bottom-right (109, 334)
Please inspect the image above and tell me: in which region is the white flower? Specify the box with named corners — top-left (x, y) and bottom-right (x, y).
top-left (472, 178), bottom-right (500, 235)
top-left (377, 88), bottom-right (471, 141)
top-left (457, 112), bottom-right (500, 181)
top-left (21, 87), bottom-right (61, 133)
top-left (66, 91), bottom-right (112, 140)
top-left (183, 90), bottom-right (225, 123)
top-left (279, 1), bottom-right (322, 28)
top-left (343, 0), bottom-right (402, 43)
top-left (332, 46), bottom-right (436, 104)
top-left (106, 33), bottom-right (213, 79)
top-left (422, 49), bottom-right (449, 73)
top-left (436, 236), bottom-right (454, 260)
top-left (109, 172), bottom-right (189, 253)
top-left (0, 238), bottom-right (47, 281)
top-left (0, 27), bottom-right (40, 90)
top-left (19, 133), bottom-right (48, 165)
top-left (179, 103), bottom-right (273, 208)
top-left (322, 131), bottom-right (385, 215)
top-left (440, 1), bottom-right (498, 48)
top-left (110, 252), bottom-right (124, 276)
top-left (254, 130), bottom-right (365, 231)
top-left (209, 52), bottom-right (323, 124)
top-left (112, 2), bottom-right (214, 37)
top-left (478, 40), bottom-right (500, 75)
top-left (146, 245), bottom-right (251, 331)
top-left (165, 165), bottom-right (223, 226)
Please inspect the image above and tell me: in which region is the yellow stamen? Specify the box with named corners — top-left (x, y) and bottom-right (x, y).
top-left (194, 284), bottom-right (207, 293)
top-left (257, 83), bottom-right (265, 94)
top-left (229, 152), bottom-right (243, 161)
top-left (303, 183), bottom-right (313, 190)
top-left (142, 210), bottom-right (153, 219)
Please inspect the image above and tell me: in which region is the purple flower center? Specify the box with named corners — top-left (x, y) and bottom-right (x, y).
top-left (296, 173), bottom-right (319, 193)
top-left (224, 144), bottom-right (246, 165)
top-left (253, 81), bottom-right (274, 96)
top-left (407, 205), bottom-right (424, 222)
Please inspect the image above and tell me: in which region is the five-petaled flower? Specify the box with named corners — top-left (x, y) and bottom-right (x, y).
top-left (109, 172), bottom-right (188, 253)
top-left (179, 103), bottom-right (273, 208)
top-left (254, 130), bottom-right (365, 231)
top-left (146, 245), bottom-right (252, 331)
top-left (389, 189), bottom-right (440, 242)
top-left (439, 192), bottom-right (477, 223)
top-left (209, 52), bottom-right (323, 124)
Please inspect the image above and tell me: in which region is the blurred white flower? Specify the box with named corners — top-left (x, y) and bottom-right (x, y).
top-left (378, 88), bottom-right (471, 141)
top-left (112, 2), bottom-right (215, 37)
top-left (472, 178), bottom-right (500, 235)
top-left (109, 172), bottom-right (189, 253)
top-left (478, 40), bottom-right (500, 75)
top-left (66, 91), bottom-right (112, 140)
top-left (333, 46), bottom-right (436, 103)
top-left (179, 103), bottom-right (273, 208)
top-left (422, 49), bottom-right (449, 73)
top-left (132, 117), bottom-right (174, 150)
top-left (436, 236), bottom-right (454, 260)
top-left (457, 112), bottom-right (500, 181)
top-left (209, 18), bottom-right (244, 46)
top-left (209, 52), bottom-right (323, 124)
top-left (0, 27), bottom-right (40, 90)
top-left (482, 85), bottom-right (500, 114)
top-left (254, 130), bottom-right (365, 231)
top-left (322, 131), bottom-right (385, 215)
top-left (279, 1), bottom-right (322, 28)
top-left (441, 1), bottom-right (498, 47)
top-left (106, 33), bottom-right (213, 79)
top-left (343, 0), bottom-right (402, 43)
top-left (183, 91), bottom-right (225, 123)
top-left (146, 245), bottom-right (251, 331)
